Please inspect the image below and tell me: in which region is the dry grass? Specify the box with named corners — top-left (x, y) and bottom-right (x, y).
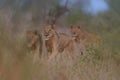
top-left (0, 24), bottom-right (120, 80)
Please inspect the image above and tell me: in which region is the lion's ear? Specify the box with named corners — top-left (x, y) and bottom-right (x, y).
top-left (51, 24), bottom-right (55, 29)
top-left (77, 25), bottom-right (81, 29)
top-left (70, 25), bottom-right (73, 29)
top-left (34, 30), bottom-right (38, 35)
top-left (26, 30), bottom-right (31, 34)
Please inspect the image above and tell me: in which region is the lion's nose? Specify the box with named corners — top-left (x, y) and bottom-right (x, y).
top-left (44, 33), bottom-right (48, 36)
top-left (72, 37), bottom-right (76, 40)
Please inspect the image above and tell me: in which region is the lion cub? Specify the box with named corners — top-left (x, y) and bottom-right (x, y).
top-left (26, 30), bottom-right (42, 62)
top-left (43, 24), bottom-right (74, 60)
top-left (70, 25), bottom-right (102, 48)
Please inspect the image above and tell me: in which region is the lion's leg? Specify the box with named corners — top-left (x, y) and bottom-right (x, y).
top-left (48, 43), bottom-right (58, 61)
top-left (58, 47), bottom-right (64, 53)
top-left (46, 47), bottom-right (52, 59)
top-left (65, 41), bottom-right (74, 59)
top-left (33, 47), bottom-right (40, 63)
top-left (78, 39), bottom-right (87, 55)
top-left (45, 41), bottom-right (52, 59)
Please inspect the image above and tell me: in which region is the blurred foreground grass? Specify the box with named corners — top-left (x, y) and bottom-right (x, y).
top-left (0, 23), bottom-right (120, 80)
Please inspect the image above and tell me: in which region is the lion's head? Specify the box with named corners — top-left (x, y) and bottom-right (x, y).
top-left (43, 24), bottom-right (56, 40)
top-left (70, 25), bottom-right (82, 40)
top-left (26, 30), bottom-right (39, 48)
top-left (26, 30), bottom-right (38, 39)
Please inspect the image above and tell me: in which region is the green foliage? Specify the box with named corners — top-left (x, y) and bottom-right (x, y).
top-left (65, 11), bottom-right (83, 24)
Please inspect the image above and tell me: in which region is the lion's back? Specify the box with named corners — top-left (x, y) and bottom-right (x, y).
top-left (58, 33), bottom-right (73, 50)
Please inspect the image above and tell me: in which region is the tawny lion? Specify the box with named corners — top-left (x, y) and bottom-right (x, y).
top-left (43, 24), bottom-right (74, 60)
top-left (70, 25), bottom-right (103, 47)
top-left (26, 30), bottom-right (43, 62)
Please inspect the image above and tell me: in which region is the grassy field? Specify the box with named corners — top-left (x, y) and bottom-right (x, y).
top-left (0, 22), bottom-right (119, 80)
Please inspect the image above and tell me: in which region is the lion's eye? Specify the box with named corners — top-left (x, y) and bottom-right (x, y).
top-left (73, 32), bottom-right (76, 34)
top-left (48, 30), bottom-right (51, 33)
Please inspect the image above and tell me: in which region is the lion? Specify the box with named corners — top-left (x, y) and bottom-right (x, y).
top-left (70, 25), bottom-right (103, 48)
top-left (43, 24), bottom-right (74, 60)
top-left (26, 30), bottom-right (43, 62)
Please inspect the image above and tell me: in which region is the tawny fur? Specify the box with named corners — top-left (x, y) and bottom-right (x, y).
top-left (70, 25), bottom-right (103, 47)
top-left (43, 24), bottom-right (74, 60)
top-left (26, 30), bottom-right (43, 62)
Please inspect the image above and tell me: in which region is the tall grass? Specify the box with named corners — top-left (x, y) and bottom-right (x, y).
top-left (0, 22), bottom-right (120, 80)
